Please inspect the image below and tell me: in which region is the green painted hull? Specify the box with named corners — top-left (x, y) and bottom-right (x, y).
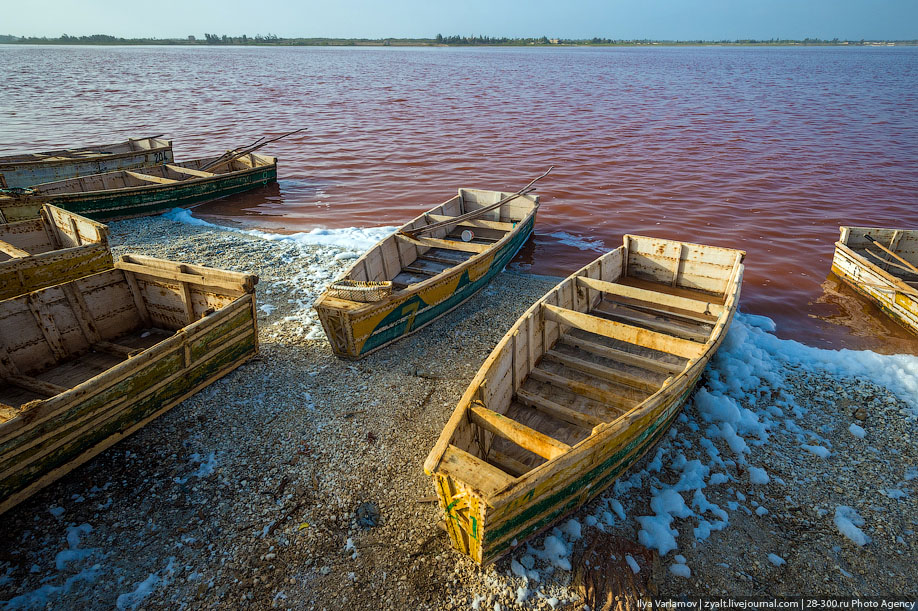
top-left (0, 166), bottom-right (276, 222)
top-left (0, 297), bottom-right (257, 514)
top-left (481, 381), bottom-right (695, 563)
top-left (359, 216), bottom-right (534, 356)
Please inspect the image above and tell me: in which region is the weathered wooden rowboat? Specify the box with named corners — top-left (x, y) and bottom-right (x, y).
top-left (0, 137), bottom-right (173, 189)
top-left (0, 153), bottom-right (277, 222)
top-left (832, 226), bottom-right (918, 335)
top-left (424, 235), bottom-right (745, 565)
top-left (0, 204), bottom-right (112, 300)
top-left (314, 188), bottom-right (539, 359)
top-left (0, 254), bottom-right (258, 515)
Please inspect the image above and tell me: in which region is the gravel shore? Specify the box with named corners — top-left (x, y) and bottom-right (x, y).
top-left (0, 214), bottom-right (915, 609)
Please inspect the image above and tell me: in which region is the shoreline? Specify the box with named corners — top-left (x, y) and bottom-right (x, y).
top-left (3, 42), bottom-right (916, 48)
top-left (0, 214), bottom-right (915, 608)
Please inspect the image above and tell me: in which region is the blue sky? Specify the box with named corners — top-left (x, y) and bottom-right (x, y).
top-left (3, 0), bottom-right (916, 40)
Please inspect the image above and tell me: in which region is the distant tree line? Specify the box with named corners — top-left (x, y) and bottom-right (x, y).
top-left (203, 33), bottom-right (280, 44)
top-left (0, 33), bottom-right (914, 47)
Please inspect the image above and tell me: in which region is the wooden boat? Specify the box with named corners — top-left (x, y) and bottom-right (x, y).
top-left (0, 254), bottom-right (258, 515)
top-left (832, 226), bottom-right (918, 335)
top-left (314, 188), bottom-right (539, 359)
top-left (424, 235), bottom-right (745, 565)
top-left (0, 153), bottom-right (277, 222)
top-left (0, 137), bottom-right (173, 189)
top-left (0, 204), bottom-right (112, 300)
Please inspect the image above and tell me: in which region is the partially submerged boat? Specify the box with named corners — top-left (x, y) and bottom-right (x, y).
top-left (0, 254), bottom-right (258, 515)
top-left (0, 153), bottom-right (277, 222)
top-left (314, 188), bottom-right (539, 359)
top-left (832, 226), bottom-right (918, 335)
top-left (424, 235), bottom-right (745, 565)
top-left (0, 137), bottom-right (173, 189)
top-left (0, 204), bottom-right (112, 300)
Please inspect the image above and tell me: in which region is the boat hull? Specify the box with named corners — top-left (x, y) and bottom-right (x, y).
top-left (0, 164), bottom-right (277, 222)
top-left (0, 257), bottom-right (259, 515)
top-left (425, 235), bottom-right (745, 565)
top-left (437, 374), bottom-right (698, 564)
top-left (0, 205), bottom-right (113, 300)
top-left (320, 215), bottom-right (535, 359)
top-left (832, 236), bottom-right (918, 336)
top-left (0, 142), bottom-right (173, 189)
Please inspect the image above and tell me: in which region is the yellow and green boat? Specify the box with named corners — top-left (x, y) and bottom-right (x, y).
top-left (314, 188), bottom-right (539, 359)
top-left (424, 235), bottom-right (745, 565)
top-left (0, 153), bottom-right (276, 222)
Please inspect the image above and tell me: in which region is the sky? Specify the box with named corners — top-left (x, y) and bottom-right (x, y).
top-left (2, 0), bottom-right (916, 41)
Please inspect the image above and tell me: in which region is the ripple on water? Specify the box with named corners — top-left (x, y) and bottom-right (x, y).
top-left (0, 45), bottom-right (916, 350)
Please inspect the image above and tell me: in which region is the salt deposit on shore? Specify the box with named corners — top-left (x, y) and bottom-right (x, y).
top-left (0, 212), bottom-right (915, 609)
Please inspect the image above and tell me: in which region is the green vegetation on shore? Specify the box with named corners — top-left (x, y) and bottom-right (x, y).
top-left (0, 33), bottom-right (914, 47)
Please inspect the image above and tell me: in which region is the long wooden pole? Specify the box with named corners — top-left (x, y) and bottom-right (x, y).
top-left (864, 234), bottom-right (918, 275)
top-left (201, 128), bottom-right (306, 172)
top-left (864, 249), bottom-right (918, 276)
top-left (402, 166), bottom-right (553, 239)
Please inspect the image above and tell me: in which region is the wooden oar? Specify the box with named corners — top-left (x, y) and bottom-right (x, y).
top-left (864, 234), bottom-right (918, 275)
top-left (201, 128), bottom-right (306, 172)
top-left (198, 136), bottom-right (267, 171)
top-left (402, 166), bottom-right (553, 239)
top-left (864, 249), bottom-right (918, 276)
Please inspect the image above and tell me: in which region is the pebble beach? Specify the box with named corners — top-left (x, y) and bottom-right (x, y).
top-left (0, 213), bottom-right (916, 609)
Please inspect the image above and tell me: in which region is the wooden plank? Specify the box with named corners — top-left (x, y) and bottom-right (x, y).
top-left (114, 261), bottom-right (248, 293)
top-left (606, 295), bottom-right (719, 326)
top-left (6, 375), bottom-right (67, 397)
top-left (125, 171), bottom-right (178, 185)
top-left (92, 341), bottom-right (137, 358)
top-left (408, 236), bottom-right (489, 254)
top-left (438, 444), bottom-right (516, 498)
top-left (469, 404), bottom-right (570, 460)
top-left (529, 367), bottom-right (637, 411)
top-left (165, 165), bottom-right (216, 178)
top-left (577, 276), bottom-right (723, 317)
top-left (179, 280), bottom-right (195, 324)
top-left (402, 264), bottom-right (441, 277)
top-left (592, 302), bottom-right (711, 343)
top-left (559, 334), bottom-right (684, 375)
top-left (545, 349), bottom-right (659, 393)
top-left (121, 270), bottom-right (152, 327)
top-left (516, 388), bottom-right (605, 429)
top-left (0, 241), bottom-right (30, 258)
top-left (416, 253), bottom-right (459, 267)
top-left (60, 283), bottom-right (101, 344)
top-left (426, 214), bottom-right (516, 232)
top-left (881, 231), bottom-right (903, 272)
top-left (68, 217), bottom-right (83, 246)
top-left (488, 449), bottom-right (532, 477)
top-left (26, 295), bottom-right (67, 360)
top-left (542, 304), bottom-right (706, 360)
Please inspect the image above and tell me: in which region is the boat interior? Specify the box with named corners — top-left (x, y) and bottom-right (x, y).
top-left (0, 205), bottom-right (108, 262)
top-left (0, 137), bottom-right (170, 164)
top-left (436, 236), bottom-right (744, 492)
top-left (841, 227), bottom-right (918, 287)
top-left (20, 153), bottom-right (275, 196)
top-left (335, 189), bottom-right (538, 295)
top-left (0, 256), bottom-right (250, 422)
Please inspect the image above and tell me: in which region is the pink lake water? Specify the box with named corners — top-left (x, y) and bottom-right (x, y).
top-left (1, 44), bottom-right (916, 352)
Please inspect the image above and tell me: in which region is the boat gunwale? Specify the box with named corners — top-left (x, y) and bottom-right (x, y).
top-left (0, 153), bottom-right (278, 202)
top-left (0, 138), bottom-right (173, 168)
top-left (314, 190), bottom-right (540, 318)
top-left (424, 234), bottom-right (745, 507)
